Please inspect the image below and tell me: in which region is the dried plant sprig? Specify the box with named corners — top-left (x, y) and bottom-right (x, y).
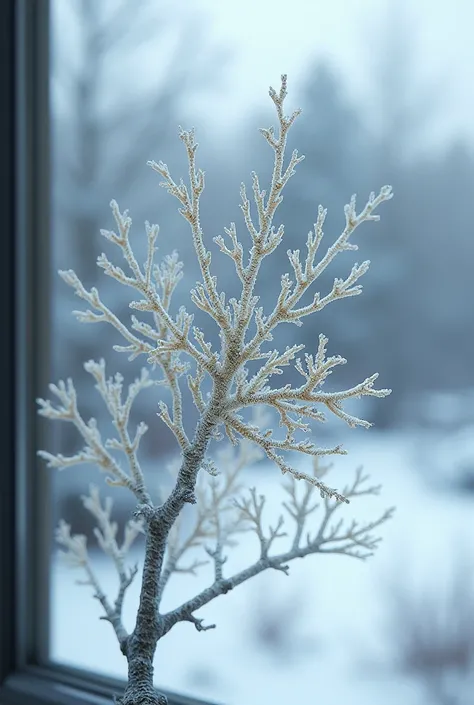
top-left (38, 75), bottom-right (394, 705)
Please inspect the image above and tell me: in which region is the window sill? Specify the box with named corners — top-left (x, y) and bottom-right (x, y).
top-left (0, 665), bottom-right (221, 705)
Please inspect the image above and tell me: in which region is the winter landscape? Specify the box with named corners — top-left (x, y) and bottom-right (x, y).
top-left (45, 0), bottom-right (474, 703)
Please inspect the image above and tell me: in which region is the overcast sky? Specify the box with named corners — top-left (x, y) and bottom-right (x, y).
top-left (187, 0), bottom-right (474, 150)
top-left (52, 0), bottom-right (474, 154)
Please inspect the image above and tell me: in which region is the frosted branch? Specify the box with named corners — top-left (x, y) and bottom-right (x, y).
top-left (37, 376), bottom-right (148, 502)
top-left (161, 463), bottom-right (394, 635)
top-left (38, 75), bottom-right (395, 703)
top-left (54, 493), bottom-right (142, 655)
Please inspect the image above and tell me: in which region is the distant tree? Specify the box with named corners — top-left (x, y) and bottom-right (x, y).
top-left (51, 0), bottom-right (228, 288)
top-left (358, 0), bottom-right (441, 427)
top-left (50, 0), bottom-right (229, 470)
top-left (381, 549), bottom-right (474, 705)
top-left (402, 140), bottom-right (474, 399)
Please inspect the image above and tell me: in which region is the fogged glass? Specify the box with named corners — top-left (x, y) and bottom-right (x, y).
top-left (47, 0), bottom-right (474, 703)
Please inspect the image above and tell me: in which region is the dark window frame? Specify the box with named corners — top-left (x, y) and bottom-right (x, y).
top-left (0, 3), bottom-right (219, 704)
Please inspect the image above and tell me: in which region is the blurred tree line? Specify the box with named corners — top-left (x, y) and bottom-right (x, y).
top-left (48, 0), bottom-right (474, 524)
top-left (45, 5), bottom-right (474, 697)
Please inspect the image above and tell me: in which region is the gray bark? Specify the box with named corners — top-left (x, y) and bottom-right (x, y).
top-left (116, 390), bottom-right (227, 704)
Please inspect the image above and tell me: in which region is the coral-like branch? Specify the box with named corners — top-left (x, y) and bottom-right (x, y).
top-left (37, 373), bottom-right (151, 504)
top-left (85, 360), bottom-right (156, 496)
top-left (222, 409), bottom-right (349, 502)
top-left (58, 269), bottom-right (154, 361)
top-left (148, 130), bottom-right (232, 339)
top-left (144, 74), bottom-right (391, 502)
top-left (38, 75), bottom-right (395, 705)
top-left (59, 200), bottom-right (219, 458)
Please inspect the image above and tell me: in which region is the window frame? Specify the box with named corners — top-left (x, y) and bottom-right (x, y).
top-left (0, 2), bottom-right (220, 704)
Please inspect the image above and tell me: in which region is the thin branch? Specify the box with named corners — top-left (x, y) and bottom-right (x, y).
top-left (55, 500), bottom-right (142, 655)
top-left (161, 466), bottom-right (394, 636)
top-left (37, 377), bottom-right (148, 503)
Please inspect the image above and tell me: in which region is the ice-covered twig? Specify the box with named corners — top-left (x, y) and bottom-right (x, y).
top-left (55, 486), bottom-right (144, 654)
top-left (160, 463), bottom-right (394, 635)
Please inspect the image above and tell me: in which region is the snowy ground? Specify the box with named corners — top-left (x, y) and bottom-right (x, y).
top-left (50, 430), bottom-right (474, 704)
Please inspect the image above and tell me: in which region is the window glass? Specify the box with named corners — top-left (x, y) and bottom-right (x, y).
top-left (48, 1), bottom-right (474, 703)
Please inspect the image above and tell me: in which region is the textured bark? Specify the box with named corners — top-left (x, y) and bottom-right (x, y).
top-left (115, 510), bottom-right (167, 704)
top-left (117, 652), bottom-right (167, 705)
top-left (116, 393), bottom-right (227, 705)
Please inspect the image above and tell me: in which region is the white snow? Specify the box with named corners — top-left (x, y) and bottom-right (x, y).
top-left (50, 430), bottom-right (474, 704)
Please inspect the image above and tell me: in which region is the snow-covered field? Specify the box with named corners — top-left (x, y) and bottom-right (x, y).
top-left (50, 430), bottom-right (474, 704)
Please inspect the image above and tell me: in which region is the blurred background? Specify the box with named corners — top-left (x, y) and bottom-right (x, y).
top-left (45, 0), bottom-right (474, 703)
